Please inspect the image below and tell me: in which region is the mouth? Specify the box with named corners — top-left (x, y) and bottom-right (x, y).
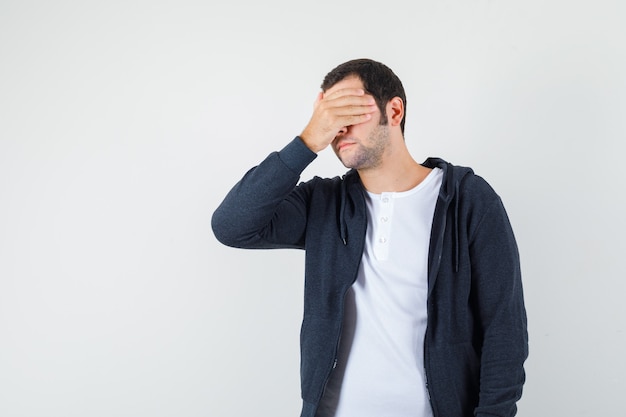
top-left (336, 141), bottom-right (356, 152)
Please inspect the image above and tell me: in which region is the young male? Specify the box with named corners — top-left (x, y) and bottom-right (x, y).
top-left (212, 59), bottom-right (528, 417)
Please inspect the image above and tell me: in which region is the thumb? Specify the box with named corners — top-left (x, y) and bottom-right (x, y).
top-left (313, 91), bottom-right (323, 108)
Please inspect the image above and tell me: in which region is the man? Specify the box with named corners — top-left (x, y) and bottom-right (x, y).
top-left (212, 59), bottom-right (528, 417)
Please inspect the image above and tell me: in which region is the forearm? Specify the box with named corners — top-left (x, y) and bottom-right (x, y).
top-left (211, 137), bottom-right (317, 249)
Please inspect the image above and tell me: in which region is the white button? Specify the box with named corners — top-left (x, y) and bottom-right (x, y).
top-left (382, 197), bottom-right (389, 203)
top-left (381, 216), bottom-right (388, 223)
top-left (379, 237), bottom-right (387, 243)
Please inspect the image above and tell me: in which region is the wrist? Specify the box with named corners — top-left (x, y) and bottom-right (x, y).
top-left (299, 132), bottom-right (324, 153)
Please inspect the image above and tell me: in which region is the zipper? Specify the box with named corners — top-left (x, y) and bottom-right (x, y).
top-left (315, 215), bottom-right (366, 411)
top-left (424, 314), bottom-right (438, 417)
top-left (423, 192), bottom-right (449, 417)
top-left (316, 272), bottom-right (359, 407)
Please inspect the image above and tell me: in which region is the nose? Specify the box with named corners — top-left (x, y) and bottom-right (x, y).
top-left (336, 125), bottom-right (348, 137)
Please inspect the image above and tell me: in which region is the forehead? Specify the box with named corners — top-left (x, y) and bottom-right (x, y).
top-left (324, 75), bottom-right (364, 94)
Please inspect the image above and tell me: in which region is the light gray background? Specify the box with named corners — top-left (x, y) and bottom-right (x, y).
top-left (1, 1), bottom-right (625, 416)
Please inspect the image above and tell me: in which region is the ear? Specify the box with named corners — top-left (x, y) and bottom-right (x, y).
top-left (386, 97), bottom-right (404, 127)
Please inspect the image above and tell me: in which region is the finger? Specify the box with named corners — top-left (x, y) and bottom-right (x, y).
top-left (316, 100), bottom-right (378, 126)
top-left (313, 91), bottom-right (323, 107)
top-left (333, 103), bottom-right (378, 116)
top-left (322, 87), bottom-right (367, 101)
top-left (332, 93), bottom-right (376, 106)
top-left (320, 101), bottom-right (378, 122)
top-left (340, 112), bottom-right (373, 126)
top-left (322, 95), bottom-right (377, 114)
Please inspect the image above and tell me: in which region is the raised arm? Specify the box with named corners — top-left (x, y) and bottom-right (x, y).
top-left (211, 137), bottom-right (317, 249)
top-left (212, 87), bottom-right (377, 249)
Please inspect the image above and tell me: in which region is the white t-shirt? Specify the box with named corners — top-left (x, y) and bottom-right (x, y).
top-left (316, 167), bottom-right (443, 417)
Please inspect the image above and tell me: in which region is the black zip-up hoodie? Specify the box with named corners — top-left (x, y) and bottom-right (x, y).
top-left (212, 137), bottom-right (528, 417)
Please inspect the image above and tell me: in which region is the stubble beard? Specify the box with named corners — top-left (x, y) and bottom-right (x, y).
top-left (338, 124), bottom-right (390, 170)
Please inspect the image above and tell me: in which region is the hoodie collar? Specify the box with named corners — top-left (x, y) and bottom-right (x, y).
top-left (339, 158), bottom-right (472, 273)
top-left (339, 169), bottom-right (363, 245)
top-left (422, 157), bottom-right (473, 273)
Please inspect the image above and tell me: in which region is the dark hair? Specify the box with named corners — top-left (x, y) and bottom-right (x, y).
top-left (321, 58), bottom-right (407, 133)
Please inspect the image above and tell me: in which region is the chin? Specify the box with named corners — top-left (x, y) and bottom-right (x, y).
top-left (336, 154), bottom-right (356, 169)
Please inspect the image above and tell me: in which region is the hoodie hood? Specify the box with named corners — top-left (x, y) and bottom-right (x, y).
top-left (422, 157), bottom-right (474, 275)
top-left (338, 169), bottom-right (363, 245)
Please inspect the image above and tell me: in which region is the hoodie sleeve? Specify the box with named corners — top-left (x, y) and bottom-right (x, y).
top-left (211, 137), bottom-right (317, 249)
top-left (469, 195), bottom-right (529, 417)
